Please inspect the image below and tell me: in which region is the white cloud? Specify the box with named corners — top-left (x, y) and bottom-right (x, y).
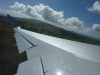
top-left (8, 2), bottom-right (84, 30)
top-left (92, 24), bottom-right (100, 31)
top-left (0, 1), bottom-right (100, 38)
top-left (5, 1), bottom-right (100, 32)
top-left (42, 6), bottom-right (64, 24)
top-left (85, 28), bottom-right (92, 32)
top-left (21, 4), bottom-right (64, 23)
top-left (0, 9), bottom-right (31, 18)
top-left (87, 1), bottom-right (100, 13)
top-left (9, 1), bottom-right (26, 10)
top-left (65, 17), bottom-right (83, 29)
top-left (21, 4), bottom-right (45, 20)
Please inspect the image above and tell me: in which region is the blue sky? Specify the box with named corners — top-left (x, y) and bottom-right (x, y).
top-left (0, 0), bottom-right (100, 39)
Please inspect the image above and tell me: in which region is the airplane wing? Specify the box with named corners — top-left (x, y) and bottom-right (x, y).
top-left (7, 15), bottom-right (100, 75)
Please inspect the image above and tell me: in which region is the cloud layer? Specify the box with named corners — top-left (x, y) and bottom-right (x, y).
top-left (9, 2), bottom-right (84, 29)
top-left (8, 1), bottom-right (100, 32)
top-left (87, 1), bottom-right (100, 13)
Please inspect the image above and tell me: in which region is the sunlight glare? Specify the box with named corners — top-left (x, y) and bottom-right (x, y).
top-left (57, 72), bottom-right (62, 75)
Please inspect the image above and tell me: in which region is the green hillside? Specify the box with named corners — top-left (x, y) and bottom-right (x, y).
top-left (0, 15), bottom-right (100, 45)
top-left (14, 16), bottom-right (100, 45)
top-left (0, 25), bottom-right (27, 75)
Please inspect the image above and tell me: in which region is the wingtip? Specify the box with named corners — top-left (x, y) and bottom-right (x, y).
top-left (7, 14), bottom-right (18, 28)
top-left (6, 14), bottom-right (9, 16)
top-left (6, 14), bottom-right (10, 17)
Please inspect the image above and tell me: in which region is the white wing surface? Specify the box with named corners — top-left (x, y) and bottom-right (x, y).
top-left (7, 15), bottom-right (100, 75)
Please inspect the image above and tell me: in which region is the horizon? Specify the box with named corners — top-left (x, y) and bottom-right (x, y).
top-left (0, 0), bottom-right (100, 39)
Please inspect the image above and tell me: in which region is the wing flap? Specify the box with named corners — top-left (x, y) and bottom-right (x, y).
top-left (14, 33), bottom-right (33, 53)
top-left (26, 45), bottom-right (51, 60)
top-left (16, 57), bottom-right (43, 75)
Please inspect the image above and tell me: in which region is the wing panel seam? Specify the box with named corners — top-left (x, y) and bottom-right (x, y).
top-left (17, 31), bottom-right (37, 47)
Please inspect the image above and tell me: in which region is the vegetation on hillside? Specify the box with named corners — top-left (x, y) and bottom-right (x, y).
top-left (14, 16), bottom-right (100, 45)
top-left (0, 15), bottom-right (100, 45)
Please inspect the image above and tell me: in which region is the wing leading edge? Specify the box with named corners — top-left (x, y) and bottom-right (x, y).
top-left (7, 15), bottom-right (100, 75)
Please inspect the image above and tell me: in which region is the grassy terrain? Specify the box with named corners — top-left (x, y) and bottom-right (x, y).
top-left (0, 25), bottom-right (27, 75)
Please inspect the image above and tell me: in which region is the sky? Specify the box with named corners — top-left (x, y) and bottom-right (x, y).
top-left (0, 0), bottom-right (100, 39)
